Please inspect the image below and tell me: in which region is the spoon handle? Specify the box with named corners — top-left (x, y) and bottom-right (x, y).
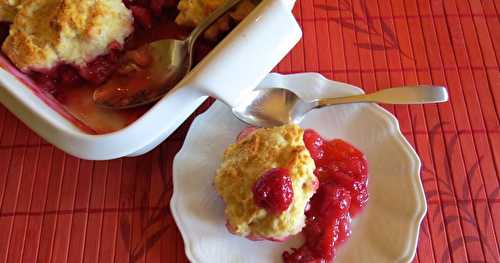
top-left (187, 0), bottom-right (244, 43)
top-left (315, 85), bottom-right (448, 107)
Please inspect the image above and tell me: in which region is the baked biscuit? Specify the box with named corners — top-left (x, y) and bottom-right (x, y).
top-left (214, 124), bottom-right (318, 240)
top-left (175, 0), bottom-right (255, 40)
top-left (0, 0), bottom-right (22, 22)
top-left (2, 0), bottom-right (133, 71)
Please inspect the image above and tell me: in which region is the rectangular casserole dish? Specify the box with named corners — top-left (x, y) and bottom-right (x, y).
top-left (0, 0), bottom-right (301, 160)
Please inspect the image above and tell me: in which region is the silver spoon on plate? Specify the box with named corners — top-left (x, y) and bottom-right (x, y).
top-left (231, 85), bottom-right (449, 127)
top-left (93, 0), bottom-right (244, 109)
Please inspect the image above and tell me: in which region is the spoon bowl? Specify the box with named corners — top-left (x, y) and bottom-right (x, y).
top-left (93, 0), bottom-right (243, 109)
top-left (232, 87), bottom-right (312, 127)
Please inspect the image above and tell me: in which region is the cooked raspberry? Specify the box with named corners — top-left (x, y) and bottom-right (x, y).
top-left (31, 71), bottom-right (56, 94)
top-left (283, 185), bottom-right (352, 262)
top-left (129, 5), bottom-right (153, 29)
top-left (78, 49), bottom-right (121, 85)
top-left (318, 139), bottom-right (368, 216)
top-left (323, 139), bottom-right (365, 163)
top-left (59, 65), bottom-right (82, 86)
top-left (303, 129), bottom-right (324, 161)
top-left (252, 168), bottom-right (294, 214)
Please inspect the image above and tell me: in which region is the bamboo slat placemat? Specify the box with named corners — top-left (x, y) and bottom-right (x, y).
top-left (0, 0), bottom-right (498, 262)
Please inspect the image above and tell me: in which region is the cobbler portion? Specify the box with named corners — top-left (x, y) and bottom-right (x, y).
top-left (216, 125), bottom-right (369, 262)
top-left (215, 124), bottom-right (318, 241)
top-left (0, 0), bottom-right (255, 133)
top-left (2, 0), bottom-right (133, 71)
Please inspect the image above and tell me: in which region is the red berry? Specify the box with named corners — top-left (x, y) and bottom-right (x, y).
top-left (78, 51), bottom-right (120, 85)
top-left (307, 137), bottom-right (368, 216)
top-left (323, 139), bottom-right (364, 161)
top-left (130, 5), bottom-right (152, 29)
top-left (59, 65), bottom-right (82, 86)
top-left (303, 129), bottom-right (324, 161)
top-left (252, 168), bottom-right (294, 214)
top-left (31, 71), bottom-right (57, 94)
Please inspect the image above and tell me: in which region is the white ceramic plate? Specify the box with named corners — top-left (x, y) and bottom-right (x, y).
top-left (171, 73), bottom-right (427, 263)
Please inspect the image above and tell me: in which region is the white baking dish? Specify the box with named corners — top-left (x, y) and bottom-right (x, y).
top-left (0, 0), bottom-right (301, 160)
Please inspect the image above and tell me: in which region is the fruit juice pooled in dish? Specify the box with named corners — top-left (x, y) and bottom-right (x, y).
top-left (215, 124), bottom-right (369, 262)
top-left (0, 0), bottom-right (255, 134)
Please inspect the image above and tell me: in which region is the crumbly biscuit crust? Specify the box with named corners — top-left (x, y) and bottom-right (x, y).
top-left (0, 0), bottom-right (21, 22)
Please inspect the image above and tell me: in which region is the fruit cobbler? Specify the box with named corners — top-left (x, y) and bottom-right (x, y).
top-left (215, 124), bottom-right (369, 262)
top-left (0, 0), bottom-right (255, 133)
top-left (215, 124), bottom-right (318, 240)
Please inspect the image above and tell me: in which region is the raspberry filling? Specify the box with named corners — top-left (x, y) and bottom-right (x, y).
top-left (253, 168), bottom-right (294, 214)
top-left (283, 129), bottom-right (368, 263)
top-left (283, 185), bottom-right (351, 262)
top-left (308, 132), bottom-right (369, 216)
top-left (31, 43), bottom-right (124, 95)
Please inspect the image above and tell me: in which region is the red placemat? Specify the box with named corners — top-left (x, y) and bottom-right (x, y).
top-left (0, 0), bottom-right (498, 262)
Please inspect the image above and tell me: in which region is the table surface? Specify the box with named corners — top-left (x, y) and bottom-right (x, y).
top-left (0, 0), bottom-right (499, 262)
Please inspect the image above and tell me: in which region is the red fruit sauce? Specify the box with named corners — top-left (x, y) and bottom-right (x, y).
top-left (283, 129), bottom-right (368, 263)
top-left (0, 1), bottom-right (215, 134)
top-left (253, 168), bottom-right (294, 214)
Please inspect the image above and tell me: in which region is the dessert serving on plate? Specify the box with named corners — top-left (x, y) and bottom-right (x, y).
top-left (215, 124), bottom-right (369, 262)
top-left (0, 0), bottom-right (255, 133)
top-left (171, 73), bottom-right (426, 263)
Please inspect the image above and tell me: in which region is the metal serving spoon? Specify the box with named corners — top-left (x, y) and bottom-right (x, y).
top-left (232, 85), bottom-right (449, 127)
top-left (93, 0), bottom-right (244, 109)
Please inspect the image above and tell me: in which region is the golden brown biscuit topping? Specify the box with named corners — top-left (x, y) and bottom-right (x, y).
top-left (1, 0), bottom-right (133, 71)
top-left (0, 0), bottom-right (22, 22)
top-left (215, 124), bottom-right (317, 240)
top-left (175, 0), bottom-right (255, 40)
